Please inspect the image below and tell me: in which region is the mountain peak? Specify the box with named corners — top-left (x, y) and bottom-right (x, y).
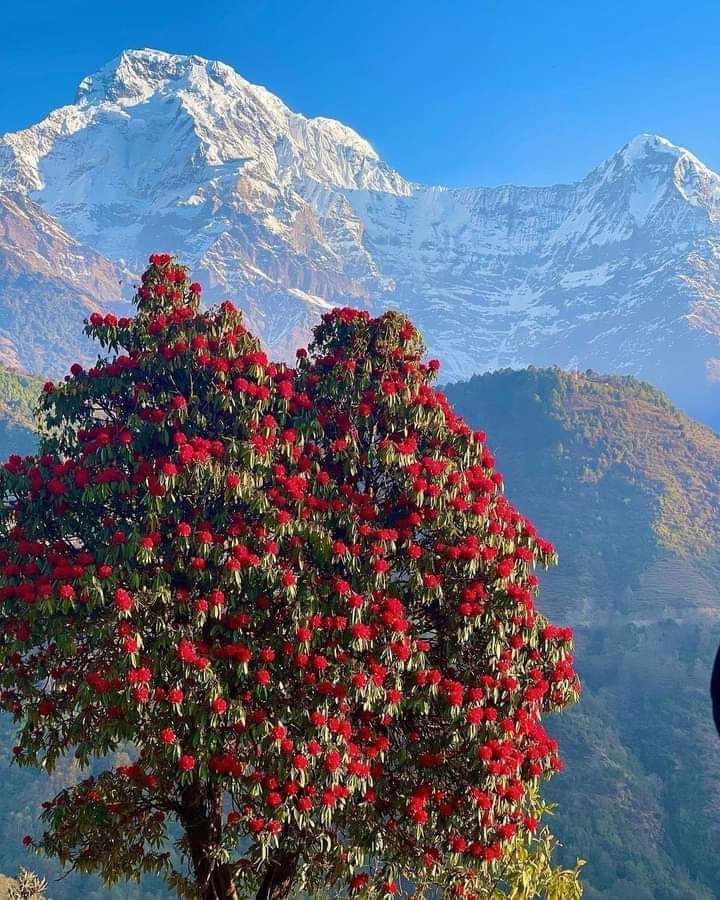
top-left (610, 132), bottom-right (714, 180)
top-left (74, 48), bottom-right (242, 105)
top-left (584, 132), bottom-right (720, 217)
top-left (619, 133), bottom-right (682, 162)
top-left (70, 48), bottom-right (381, 163)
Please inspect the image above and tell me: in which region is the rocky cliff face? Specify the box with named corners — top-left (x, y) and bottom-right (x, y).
top-left (0, 192), bottom-right (127, 374)
top-left (1, 49), bottom-right (720, 420)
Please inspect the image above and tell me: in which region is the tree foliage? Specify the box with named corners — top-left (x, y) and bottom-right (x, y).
top-left (0, 256), bottom-right (580, 898)
top-left (6, 867), bottom-right (47, 900)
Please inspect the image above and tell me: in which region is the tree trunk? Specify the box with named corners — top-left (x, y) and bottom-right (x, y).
top-left (255, 849), bottom-right (299, 900)
top-left (179, 782), bottom-right (239, 900)
top-left (178, 782), bottom-right (297, 899)
top-left (204, 866), bottom-right (239, 900)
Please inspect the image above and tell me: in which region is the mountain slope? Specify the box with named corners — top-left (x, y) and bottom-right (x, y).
top-left (0, 192), bottom-right (126, 374)
top-left (0, 363), bottom-right (40, 457)
top-left (1, 50), bottom-right (720, 418)
top-left (445, 368), bottom-right (720, 900)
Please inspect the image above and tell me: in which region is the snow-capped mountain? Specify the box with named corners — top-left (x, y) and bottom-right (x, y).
top-left (0, 191), bottom-right (126, 374)
top-left (1, 48), bottom-right (720, 419)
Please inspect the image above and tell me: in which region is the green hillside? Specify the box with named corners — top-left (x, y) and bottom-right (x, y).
top-left (0, 364), bottom-right (40, 457)
top-left (446, 367), bottom-right (720, 900)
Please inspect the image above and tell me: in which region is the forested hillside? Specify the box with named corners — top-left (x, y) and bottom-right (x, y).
top-left (446, 368), bottom-right (720, 900)
top-left (0, 365), bottom-right (40, 457)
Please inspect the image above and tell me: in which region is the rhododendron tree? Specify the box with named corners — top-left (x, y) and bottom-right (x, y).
top-left (0, 255), bottom-right (581, 899)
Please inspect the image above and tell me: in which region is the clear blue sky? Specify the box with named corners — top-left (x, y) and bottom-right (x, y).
top-left (3, 0), bottom-right (720, 187)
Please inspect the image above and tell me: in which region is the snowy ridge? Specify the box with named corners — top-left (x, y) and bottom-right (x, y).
top-left (1, 50), bottom-right (720, 417)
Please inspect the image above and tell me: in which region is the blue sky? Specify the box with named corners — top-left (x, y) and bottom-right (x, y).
top-left (3, 0), bottom-right (720, 187)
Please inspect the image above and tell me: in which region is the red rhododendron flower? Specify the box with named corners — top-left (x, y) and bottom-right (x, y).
top-left (178, 754), bottom-right (196, 772)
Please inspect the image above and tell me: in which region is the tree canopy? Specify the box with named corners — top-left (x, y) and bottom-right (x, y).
top-left (0, 256), bottom-right (581, 899)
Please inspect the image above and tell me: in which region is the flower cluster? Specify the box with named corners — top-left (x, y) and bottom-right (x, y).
top-left (0, 256), bottom-right (580, 898)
